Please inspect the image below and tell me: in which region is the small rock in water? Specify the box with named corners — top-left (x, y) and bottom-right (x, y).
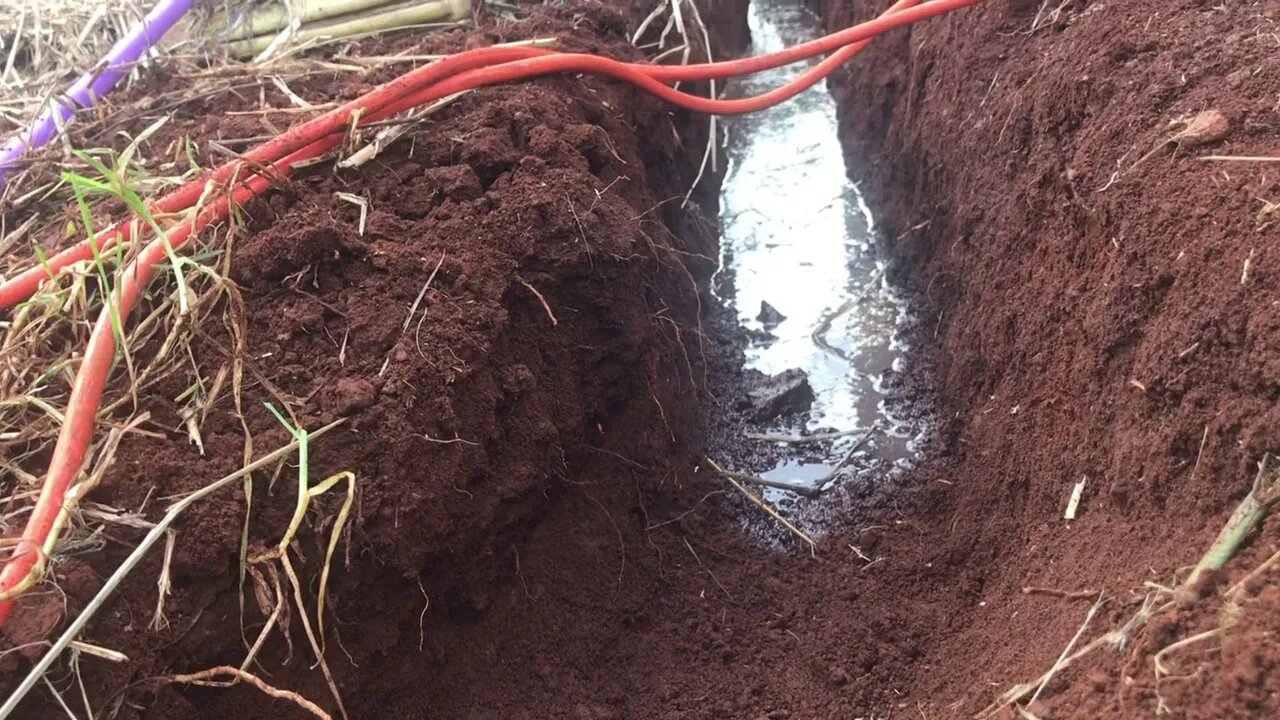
top-left (756, 301), bottom-right (787, 328)
top-left (743, 368), bottom-right (815, 421)
top-left (744, 326), bottom-right (775, 345)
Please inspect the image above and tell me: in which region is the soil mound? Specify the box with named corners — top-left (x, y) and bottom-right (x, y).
top-left (0, 5), bottom-right (745, 716)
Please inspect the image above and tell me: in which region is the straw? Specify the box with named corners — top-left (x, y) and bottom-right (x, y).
top-left (0, 0), bottom-right (195, 191)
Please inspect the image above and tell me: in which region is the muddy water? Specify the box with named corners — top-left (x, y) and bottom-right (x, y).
top-left (716, 0), bottom-right (920, 495)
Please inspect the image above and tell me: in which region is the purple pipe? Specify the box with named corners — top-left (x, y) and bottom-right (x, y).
top-left (0, 0), bottom-right (195, 192)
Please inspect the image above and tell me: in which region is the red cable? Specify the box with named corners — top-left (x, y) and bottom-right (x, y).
top-left (0, 140), bottom-right (339, 627)
top-left (0, 0), bottom-right (971, 310)
top-left (0, 0), bottom-right (969, 628)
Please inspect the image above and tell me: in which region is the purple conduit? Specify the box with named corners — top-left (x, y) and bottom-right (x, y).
top-left (0, 0), bottom-right (195, 192)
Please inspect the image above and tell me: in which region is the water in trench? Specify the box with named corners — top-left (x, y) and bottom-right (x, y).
top-left (716, 0), bottom-right (923, 497)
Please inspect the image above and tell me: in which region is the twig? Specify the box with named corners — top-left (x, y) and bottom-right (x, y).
top-left (1198, 155), bottom-right (1280, 163)
top-left (710, 466), bottom-right (821, 497)
top-left (1022, 585), bottom-right (1099, 601)
top-left (705, 458), bottom-right (816, 555)
top-left (745, 428), bottom-right (865, 444)
top-left (416, 576), bottom-right (430, 652)
top-left (403, 252), bottom-right (447, 333)
top-left (1153, 628), bottom-right (1222, 715)
top-left (1029, 595), bottom-right (1106, 704)
top-left (339, 91), bottom-right (469, 169)
top-left (708, 426), bottom-right (876, 497)
top-left (518, 278), bottom-right (558, 326)
top-left (41, 676), bottom-right (78, 720)
top-left (682, 536), bottom-right (731, 599)
top-left (149, 530), bottom-right (176, 631)
top-left (333, 192), bottom-right (368, 236)
top-left (66, 641), bottom-right (127, 664)
top-left (1064, 477), bottom-right (1086, 520)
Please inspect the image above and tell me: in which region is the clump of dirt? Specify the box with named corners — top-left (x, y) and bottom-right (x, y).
top-left (818, 0), bottom-right (1280, 716)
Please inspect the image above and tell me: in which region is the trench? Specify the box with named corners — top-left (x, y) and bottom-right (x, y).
top-left (5, 1), bottom-right (1259, 717)
top-left (2, 3), bottom-right (961, 718)
top-left (717, 0), bottom-right (924, 497)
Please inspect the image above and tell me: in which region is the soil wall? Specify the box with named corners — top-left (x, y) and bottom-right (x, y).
top-left (816, 0), bottom-right (1280, 716)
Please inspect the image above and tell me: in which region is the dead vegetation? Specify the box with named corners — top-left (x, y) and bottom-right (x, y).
top-left (984, 456), bottom-right (1280, 719)
top-left (0, 0), bottom-right (150, 135)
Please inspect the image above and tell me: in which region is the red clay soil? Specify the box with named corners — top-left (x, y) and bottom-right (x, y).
top-left (814, 0), bottom-right (1280, 716)
top-left (6, 0), bottom-right (1280, 718)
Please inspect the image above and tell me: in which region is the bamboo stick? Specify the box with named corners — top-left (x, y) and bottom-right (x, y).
top-left (228, 0), bottom-right (471, 57)
top-left (225, 0), bottom-right (406, 40)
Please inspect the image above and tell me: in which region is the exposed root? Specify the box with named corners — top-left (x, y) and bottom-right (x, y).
top-left (1028, 595), bottom-right (1106, 705)
top-left (1152, 628), bottom-right (1223, 716)
top-left (517, 277), bottom-right (559, 326)
top-left (251, 405), bottom-right (357, 720)
top-left (162, 666), bottom-right (333, 720)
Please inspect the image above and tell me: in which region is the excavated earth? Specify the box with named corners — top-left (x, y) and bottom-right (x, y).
top-left (2, 0), bottom-right (1279, 719)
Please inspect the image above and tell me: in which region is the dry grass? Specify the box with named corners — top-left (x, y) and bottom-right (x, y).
top-left (0, 0), bottom-right (143, 110)
top-left (0, 5), bottom-right (499, 714)
top-left (0, 0), bottom-right (199, 151)
top-left (0, 151), bottom-right (250, 604)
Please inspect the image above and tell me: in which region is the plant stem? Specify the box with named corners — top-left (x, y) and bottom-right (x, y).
top-left (1185, 455), bottom-right (1280, 590)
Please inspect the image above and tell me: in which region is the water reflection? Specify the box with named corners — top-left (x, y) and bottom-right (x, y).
top-left (716, 0), bottom-right (921, 494)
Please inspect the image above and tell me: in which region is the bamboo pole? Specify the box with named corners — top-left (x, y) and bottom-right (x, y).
top-left (225, 0), bottom-right (402, 40)
top-left (228, 0), bottom-right (471, 57)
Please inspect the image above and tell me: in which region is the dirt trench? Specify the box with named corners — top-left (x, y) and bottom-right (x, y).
top-left (5, 0), bottom-right (1279, 718)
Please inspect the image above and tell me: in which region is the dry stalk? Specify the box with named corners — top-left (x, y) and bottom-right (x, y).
top-left (704, 458), bottom-right (817, 554)
top-left (0, 146), bottom-right (260, 611)
top-left (247, 407), bottom-right (356, 720)
top-left (150, 529), bottom-right (176, 631)
top-left (0, 419), bottom-right (346, 718)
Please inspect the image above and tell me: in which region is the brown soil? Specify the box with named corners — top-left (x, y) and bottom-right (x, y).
top-left (5, 0), bottom-right (1279, 718)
